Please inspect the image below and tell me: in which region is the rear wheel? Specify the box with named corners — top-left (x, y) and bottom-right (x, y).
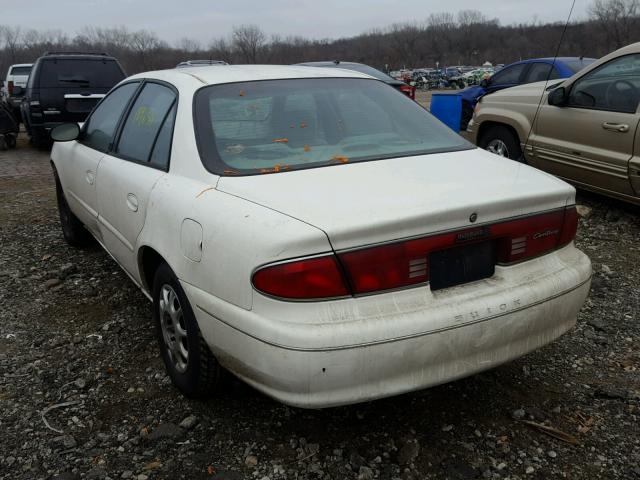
top-left (153, 262), bottom-right (226, 398)
top-left (53, 170), bottom-right (94, 247)
top-left (479, 125), bottom-right (523, 161)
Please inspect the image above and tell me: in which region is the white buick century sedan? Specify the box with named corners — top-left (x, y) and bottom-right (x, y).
top-left (50, 65), bottom-right (592, 408)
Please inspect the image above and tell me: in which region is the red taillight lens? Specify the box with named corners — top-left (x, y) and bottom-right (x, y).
top-left (7, 81), bottom-right (14, 95)
top-left (253, 206), bottom-right (579, 300)
top-left (399, 84), bottom-right (416, 100)
top-left (340, 206), bottom-right (579, 295)
top-left (252, 255), bottom-right (349, 300)
top-left (559, 205), bottom-right (578, 247)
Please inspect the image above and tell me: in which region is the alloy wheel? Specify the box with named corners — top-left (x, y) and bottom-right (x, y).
top-left (486, 139), bottom-right (510, 158)
top-left (159, 284), bottom-right (189, 373)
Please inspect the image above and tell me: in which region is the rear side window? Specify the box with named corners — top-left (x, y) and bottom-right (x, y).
top-left (524, 63), bottom-right (559, 83)
top-left (116, 83), bottom-right (176, 164)
top-left (10, 66), bottom-right (31, 76)
top-left (491, 64), bottom-right (526, 86)
top-left (38, 59), bottom-right (125, 88)
top-left (82, 82), bottom-right (139, 152)
top-left (149, 105), bottom-right (177, 169)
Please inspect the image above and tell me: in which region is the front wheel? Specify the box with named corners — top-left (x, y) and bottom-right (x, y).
top-left (153, 262), bottom-right (226, 398)
top-left (479, 125), bottom-right (524, 161)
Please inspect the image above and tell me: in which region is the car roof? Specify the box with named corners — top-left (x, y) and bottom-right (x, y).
top-left (37, 53), bottom-right (118, 62)
top-left (508, 57), bottom-right (596, 66)
top-left (9, 63), bottom-right (33, 68)
top-left (131, 64), bottom-right (372, 86)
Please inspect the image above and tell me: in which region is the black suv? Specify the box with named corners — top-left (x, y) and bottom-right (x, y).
top-left (21, 52), bottom-right (126, 148)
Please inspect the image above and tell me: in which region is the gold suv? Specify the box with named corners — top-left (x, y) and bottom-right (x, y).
top-left (467, 42), bottom-right (640, 205)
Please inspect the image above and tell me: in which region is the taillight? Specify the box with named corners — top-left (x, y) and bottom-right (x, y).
top-left (559, 205), bottom-right (578, 247)
top-left (399, 84), bottom-right (416, 100)
top-left (340, 206), bottom-right (579, 295)
top-left (252, 255), bottom-right (349, 300)
top-left (252, 206), bottom-right (579, 300)
top-left (7, 81), bottom-right (14, 95)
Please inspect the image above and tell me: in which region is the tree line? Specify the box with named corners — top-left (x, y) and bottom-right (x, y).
top-left (1, 0), bottom-right (639, 78)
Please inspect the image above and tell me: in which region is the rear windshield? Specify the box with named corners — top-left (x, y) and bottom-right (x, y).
top-left (194, 78), bottom-right (471, 175)
top-left (39, 59), bottom-right (125, 88)
top-left (10, 66), bottom-right (31, 76)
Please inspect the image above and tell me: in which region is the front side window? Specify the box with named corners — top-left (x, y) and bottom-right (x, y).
top-left (490, 64), bottom-right (526, 86)
top-left (194, 78), bottom-right (471, 175)
top-left (568, 54), bottom-right (640, 113)
top-left (82, 82), bottom-right (139, 152)
top-left (116, 83), bottom-right (176, 164)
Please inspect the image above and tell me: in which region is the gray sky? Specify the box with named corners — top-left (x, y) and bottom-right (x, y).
top-left (3, 0), bottom-right (590, 44)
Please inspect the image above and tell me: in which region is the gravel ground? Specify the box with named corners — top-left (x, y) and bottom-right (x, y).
top-left (1, 137), bottom-right (639, 480)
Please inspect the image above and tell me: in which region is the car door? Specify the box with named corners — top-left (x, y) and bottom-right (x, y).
top-left (530, 53), bottom-right (640, 197)
top-left (63, 81), bottom-right (140, 236)
top-left (96, 81), bottom-right (177, 278)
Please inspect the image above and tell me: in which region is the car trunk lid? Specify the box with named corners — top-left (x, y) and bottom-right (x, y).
top-left (217, 148), bottom-right (575, 251)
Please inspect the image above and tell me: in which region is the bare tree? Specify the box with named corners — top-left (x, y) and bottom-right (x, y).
top-left (232, 24), bottom-right (266, 63)
top-left (0, 26), bottom-right (22, 63)
top-left (177, 37), bottom-right (201, 53)
top-left (589, 0), bottom-right (640, 49)
top-left (209, 37), bottom-right (234, 63)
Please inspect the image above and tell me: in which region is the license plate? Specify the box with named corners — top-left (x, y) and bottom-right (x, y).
top-left (429, 241), bottom-right (496, 291)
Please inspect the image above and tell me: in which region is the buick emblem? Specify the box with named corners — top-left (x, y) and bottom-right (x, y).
top-left (469, 212), bottom-right (478, 223)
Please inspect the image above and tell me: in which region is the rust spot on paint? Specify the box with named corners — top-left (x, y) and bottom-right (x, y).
top-left (331, 155), bottom-right (349, 163)
top-left (196, 186), bottom-right (215, 198)
top-left (272, 138), bottom-right (289, 143)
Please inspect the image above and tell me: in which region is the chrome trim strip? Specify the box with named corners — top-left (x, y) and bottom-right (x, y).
top-left (64, 93), bottom-right (106, 99)
top-left (196, 275), bottom-right (591, 352)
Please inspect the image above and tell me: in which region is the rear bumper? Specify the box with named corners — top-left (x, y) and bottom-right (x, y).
top-left (185, 244), bottom-right (591, 408)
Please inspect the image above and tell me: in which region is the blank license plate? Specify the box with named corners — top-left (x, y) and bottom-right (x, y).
top-left (429, 241), bottom-right (496, 291)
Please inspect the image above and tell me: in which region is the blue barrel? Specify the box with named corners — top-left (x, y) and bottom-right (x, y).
top-left (429, 93), bottom-right (462, 132)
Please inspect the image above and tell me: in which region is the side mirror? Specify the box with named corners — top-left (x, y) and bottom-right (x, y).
top-left (12, 86), bottom-right (24, 96)
top-left (480, 78), bottom-right (490, 88)
top-left (548, 87), bottom-right (568, 107)
top-left (51, 123), bottom-right (80, 142)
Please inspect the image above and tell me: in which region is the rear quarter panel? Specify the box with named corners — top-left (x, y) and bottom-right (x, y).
top-left (137, 176), bottom-right (332, 310)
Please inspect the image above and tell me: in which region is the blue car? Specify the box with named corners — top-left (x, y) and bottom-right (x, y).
top-left (459, 57), bottom-right (596, 129)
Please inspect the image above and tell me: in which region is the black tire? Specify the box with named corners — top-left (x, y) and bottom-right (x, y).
top-left (478, 125), bottom-right (523, 161)
top-left (31, 128), bottom-right (52, 150)
top-left (6, 134), bottom-right (16, 149)
top-left (53, 170), bottom-right (94, 247)
top-left (0, 137), bottom-right (6, 151)
top-left (152, 262), bottom-right (225, 398)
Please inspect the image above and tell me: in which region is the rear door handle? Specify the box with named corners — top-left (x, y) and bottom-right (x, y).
top-left (126, 193), bottom-right (139, 212)
top-left (85, 170), bottom-right (95, 185)
top-left (602, 122), bottom-right (629, 132)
